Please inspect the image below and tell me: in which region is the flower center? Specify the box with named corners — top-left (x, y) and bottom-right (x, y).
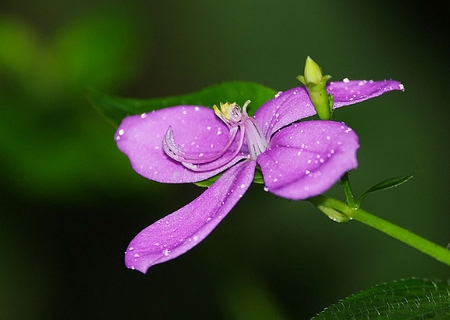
top-left (163, 100), bottom-right (269, 171)
top-left (214, 101), bottom-right (268, 159)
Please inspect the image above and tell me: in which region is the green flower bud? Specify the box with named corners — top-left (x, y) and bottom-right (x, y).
top-left (297, 56), bottom-right (333, 120)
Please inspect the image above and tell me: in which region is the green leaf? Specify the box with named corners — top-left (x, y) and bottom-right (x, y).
top-left (87, 81), bottom-right (277, 128)
top-left (357, 173), bottom-right (414, 207)
top-left (195, 166), bottom-right (265, 188)
top-left (313, 278), bottom-right (450, 319)
top-left (194, 173), bottom-right (222, 188)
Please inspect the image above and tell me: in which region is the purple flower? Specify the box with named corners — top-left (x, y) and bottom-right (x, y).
top-left (116, 79), bottom-right (403, 273)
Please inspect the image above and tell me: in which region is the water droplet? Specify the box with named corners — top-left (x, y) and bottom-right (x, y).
top-left (263, 186), bottom-right (269, 192)
top-left (240, 184), bottom-right (246, 188)
top-left (133, 253), bottom-right (140, 258)
top-left (274, 91), bottom-right (283, 98)
top-left (128, 247), bottom-right (134, 251)
top-left (297, 151), bottom-right (302, 156)
top-left (326, 136), bottom-right (331, 140)
top-left (343, 78), bottom-right (350, 83)
top-left (193, 235), bottom-right (199, 241)
top-left (162, 249), bottom-right (171, 256)
top-left (195, 106), bottom-right (199, 111)
top-left (305, 170), bottom-right (311, 175)
top-left (273, 178), bottom-right (278, 182)
top-left (207, 126), bottom-right (211, 130)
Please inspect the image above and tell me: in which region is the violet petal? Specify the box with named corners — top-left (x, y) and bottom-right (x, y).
top-left (124, 160), bottom-right (256, 273)
top-left (254, 80), bottom-right (403, 138)
top-left (329, 79), bottom-right (404, 108)
top-left (115, 106), bottom-right (247, 183)
top-left (257, 121), bottom-right (359, 200)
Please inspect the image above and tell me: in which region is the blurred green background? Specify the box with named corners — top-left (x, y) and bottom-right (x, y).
top-left (1, 1), bottom-right (449, 319)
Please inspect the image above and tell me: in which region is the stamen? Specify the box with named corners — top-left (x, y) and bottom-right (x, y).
top-left (163, 126), bottom-right (239, 164)
top-left (163, 101), bottom-right (269, 171)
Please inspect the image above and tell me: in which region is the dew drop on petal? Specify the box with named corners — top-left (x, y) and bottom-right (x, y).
top-left (263, 186), bottom-right (269, 192)
top-left (162, 249), bottom-right (171, 256)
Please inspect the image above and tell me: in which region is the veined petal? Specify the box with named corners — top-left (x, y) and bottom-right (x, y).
top-left (329, 79), bottom-right (404, 108)
top-left (254, 87), bottom-right (314, 138)
top-left (115, 106), bottom-right (247, 183)
top-left (257, 121), bottom-right (359, 200)
top-left (254, 80), bottom-right (403, 138)
top-left (124, 161), bottom-right (257, 273)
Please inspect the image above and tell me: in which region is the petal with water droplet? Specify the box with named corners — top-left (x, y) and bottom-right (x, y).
top-left (124, 161), bottom-right (256, 273)
top-left (116, 106), bottom-right (246, 183)
top-left (254, 80), bottom-right (403, 138)
top-left (330, 79), bottom-right (403, 108)
top-left (257, 120), bottom-right (359, 200)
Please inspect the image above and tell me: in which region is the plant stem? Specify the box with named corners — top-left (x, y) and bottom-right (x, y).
top-left (340, 172), bottom-right (356, 208)
top-left (309, 195), bottom-right (450, 267)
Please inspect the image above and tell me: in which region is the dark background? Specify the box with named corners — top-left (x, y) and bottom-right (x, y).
top-left (1, 1), bottom-right (449, 319)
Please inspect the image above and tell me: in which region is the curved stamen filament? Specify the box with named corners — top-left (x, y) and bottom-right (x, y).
top-left (162, 100), bottom-right (269, 172)
top-left (163, 125), bottom-right (239, 165)
top-left (182, 126), bottom-right (246, 172)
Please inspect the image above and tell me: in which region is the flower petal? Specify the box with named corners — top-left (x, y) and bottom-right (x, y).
top-left (257, 121), bottom-right (359, 200)
top-left (254, 87), bottom-right (314, 138)
top-left (116, 106), bottom-right (247, 183)
top-left (124, 160), bottom-right (256, 273)
top-left (329, 79), bottom-right (404, 108)
top-left (254, 80), bottom-right (403, 138)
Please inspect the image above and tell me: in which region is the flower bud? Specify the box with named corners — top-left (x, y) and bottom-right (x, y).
top-left (297, 56), bottom-right (333, 120)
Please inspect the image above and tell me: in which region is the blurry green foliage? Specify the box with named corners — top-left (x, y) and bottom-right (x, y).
top-left (0, 11), bottom-right (147, 201)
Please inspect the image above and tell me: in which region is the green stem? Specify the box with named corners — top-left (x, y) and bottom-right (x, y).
top-left (340, 172), bottom-right (356, 208)
top-left (309, 195), bottom-right (450, 267)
